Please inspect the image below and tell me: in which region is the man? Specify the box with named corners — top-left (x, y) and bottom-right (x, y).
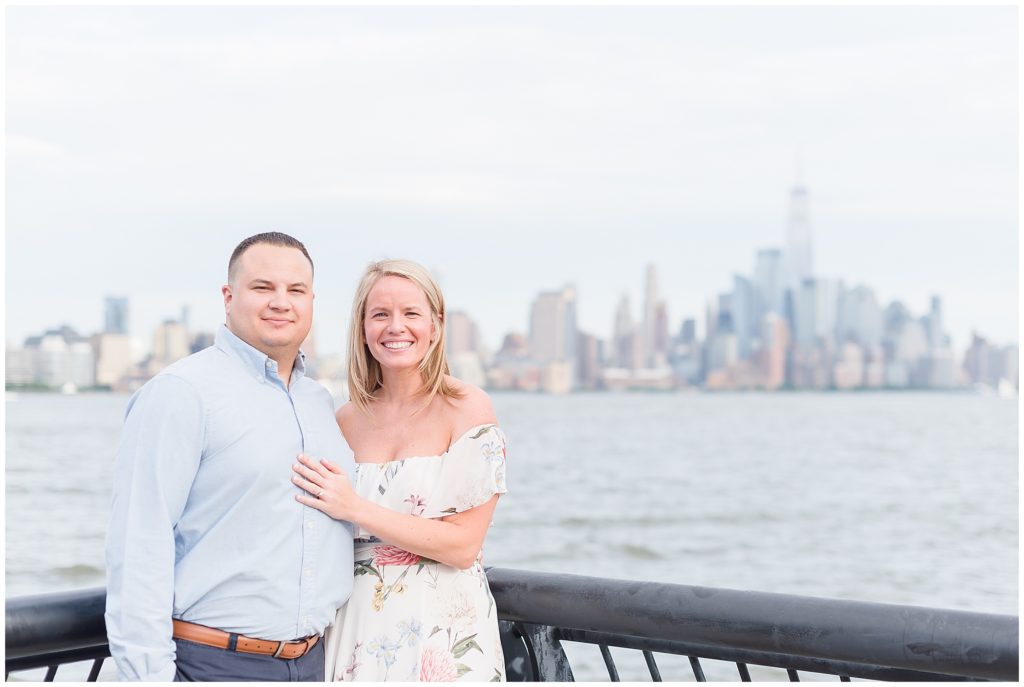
top-left (105, 232), bottom-right (354, 681)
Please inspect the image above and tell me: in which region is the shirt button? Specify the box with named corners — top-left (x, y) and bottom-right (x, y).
top-left (305, 521), bottom-right (314, 529)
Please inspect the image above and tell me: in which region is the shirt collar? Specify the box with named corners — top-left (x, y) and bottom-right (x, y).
top-left (215, 324), bottom-right (306, 382)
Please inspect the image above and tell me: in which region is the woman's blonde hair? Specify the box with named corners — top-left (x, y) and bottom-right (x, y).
top-left (347, 259), bottom-right (463, 413)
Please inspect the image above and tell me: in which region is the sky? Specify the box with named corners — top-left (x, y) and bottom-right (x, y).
top-left (5, 4), bottom-right (1018, 357)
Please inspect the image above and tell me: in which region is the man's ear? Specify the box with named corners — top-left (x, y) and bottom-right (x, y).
top-left (222, 284), bottom-right (233, 314)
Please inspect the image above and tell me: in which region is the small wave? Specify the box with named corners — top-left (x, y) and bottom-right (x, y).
top-left (8, 564), bottom-right (106, 595)
top-left (48, 564), bottom-right (105, 578)
top-left (557, 516), bottom-right (683, 527)
top-left (620, 543), bottom-right (663, 560)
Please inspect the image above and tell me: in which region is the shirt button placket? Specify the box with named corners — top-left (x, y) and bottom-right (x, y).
top-left (300, 513), bottom-right (319, 636)
top-left (293, 394), bottom-right (318, 637)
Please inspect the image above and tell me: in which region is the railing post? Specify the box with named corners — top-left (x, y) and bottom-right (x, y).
top-left (515, 622), bottom-right (575, 681)
top-left (498, 620), bottom-right (534, 681)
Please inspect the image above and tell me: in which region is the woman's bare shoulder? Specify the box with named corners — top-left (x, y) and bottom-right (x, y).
top-left (445, 376), bottom-right (497, 427)
top-left (335, 401), bottom-right (365, 438)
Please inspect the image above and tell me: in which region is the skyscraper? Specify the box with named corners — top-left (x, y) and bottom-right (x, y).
top-left (731, 275), bottom-right (754, 359)
top-left (753, 248), bottom-right (785, 324)
top-left (528, 285), bottom-right (577, 366)
top-left (94, 332), bottom-right (134, 388)
top-left (528, 286), bottom-right (577, 393)
top-left (784, 186), bottom-right (813, 294)
top-left (576, 332), bottom-right (602, 390)
top-left (446, 311), bottom-right (480, 357)
top-left (612, 293), bottom-right (643, 370)
top-left (153, 320), bottom-right (190, 369)
top-left (794, 278), bottom-right (838, 346)
top-left (653, 302), bottom-right (669, 365)
top-left (925, 295), bottom-right (945, 349)
top-left (758, 312), bottom-right (789, 390)
top-left (613, 293), bottom-right (631, 366)
top-left (836, 285), bottom-right (882, 348)
top-left (105, 296), bottom-right (129, 335)
top-left (679, 319), bottom-right (696, 345)
top-left (643, 264), bottom-right (667, 366)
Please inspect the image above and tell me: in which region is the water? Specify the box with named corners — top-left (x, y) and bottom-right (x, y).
top-left (5, 391), bottom-right (1018, 681)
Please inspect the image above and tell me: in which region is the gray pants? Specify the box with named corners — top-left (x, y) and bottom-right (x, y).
top-left (173, 637), bottom-right (325, 682)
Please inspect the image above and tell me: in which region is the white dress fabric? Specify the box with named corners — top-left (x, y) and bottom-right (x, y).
top-left (324, 424), bottom-right (508, 682)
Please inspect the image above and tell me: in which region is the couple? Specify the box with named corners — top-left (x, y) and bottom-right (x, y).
top-left (104, 233), bottom-right (507, 682)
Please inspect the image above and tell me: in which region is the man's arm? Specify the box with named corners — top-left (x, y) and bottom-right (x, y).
top-left (104, 374), bottom-right (205, 682)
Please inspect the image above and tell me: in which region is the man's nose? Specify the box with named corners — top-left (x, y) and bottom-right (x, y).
top-left (269, 289), bottom-right (291, 309)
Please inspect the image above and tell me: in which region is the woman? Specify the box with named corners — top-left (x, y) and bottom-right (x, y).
top-left (291, 259), bottom-right (507, 682)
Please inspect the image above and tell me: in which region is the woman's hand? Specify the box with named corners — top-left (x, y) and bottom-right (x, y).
top-left (292, 454), bottom-right (362, 523)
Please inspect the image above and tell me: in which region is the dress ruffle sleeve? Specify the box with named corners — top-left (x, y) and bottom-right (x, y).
top-left (419, 424), bottom-right (508, 519)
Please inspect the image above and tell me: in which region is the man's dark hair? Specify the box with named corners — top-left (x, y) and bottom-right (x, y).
top-left (228, 232), bottom-right (314, 283)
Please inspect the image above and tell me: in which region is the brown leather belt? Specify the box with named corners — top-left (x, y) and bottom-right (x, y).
top-left (172, 619), bottom-right (320, 660)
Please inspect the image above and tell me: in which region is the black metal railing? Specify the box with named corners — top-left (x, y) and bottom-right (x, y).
top-left (6, 568), bottom-right (1019, 681)
top-left (6, 587), bottom-right (109, 681)
top-left (489, 569), bottom-right (1019, 682)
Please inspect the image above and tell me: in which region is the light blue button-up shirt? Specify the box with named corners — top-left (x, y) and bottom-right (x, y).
top-left (105, 325), bottom-right (354, 682)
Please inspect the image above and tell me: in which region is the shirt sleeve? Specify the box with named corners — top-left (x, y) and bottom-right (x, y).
top-left (104, 374), bottom-right (205, 682)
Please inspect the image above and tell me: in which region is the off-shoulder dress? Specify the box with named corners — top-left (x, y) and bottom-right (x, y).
top-left (323, 424), bottom-right (508, 682)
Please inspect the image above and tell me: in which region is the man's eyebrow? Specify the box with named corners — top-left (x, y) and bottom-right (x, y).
top-left (247, 278), bottom-right (310, 288)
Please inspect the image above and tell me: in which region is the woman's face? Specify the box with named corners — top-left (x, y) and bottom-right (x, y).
top-left (363, 275), bottom-right (436, 373)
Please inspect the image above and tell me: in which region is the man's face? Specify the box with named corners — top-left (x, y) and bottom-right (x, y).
top-left (222, 243), bottom-right (314, 358)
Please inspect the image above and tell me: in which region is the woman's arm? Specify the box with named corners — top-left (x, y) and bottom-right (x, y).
top-left (293, 455), bottom-right (499, 570)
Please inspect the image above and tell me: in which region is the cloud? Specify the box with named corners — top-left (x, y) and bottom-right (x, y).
top-left (7, 134), bottom-right (66, 158)
top-left (311, 175), bottom-right (500, 207)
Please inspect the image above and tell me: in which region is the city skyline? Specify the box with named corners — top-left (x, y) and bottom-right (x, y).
top-left (7, 6), bottom-right (1017, 354)
top-left (9, 238), bottom-right (1016, 360)
top-left (5, 209), bottom-right (1020, 360)
top-left (9, 250), bottom-right (1016, 394)
top-left (7, 181), bottom-right (1018, 358)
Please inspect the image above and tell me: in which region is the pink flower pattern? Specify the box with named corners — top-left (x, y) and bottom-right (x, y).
top-left (419, 645), bottom-right (458, 682)
top-left (404, 494), bottom-right (427, 516)
top-left (372, 544), bottom-right (422, 567)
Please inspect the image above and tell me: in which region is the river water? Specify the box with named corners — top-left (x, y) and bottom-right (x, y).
top-left (5, 391), bottom-right (1018, 681)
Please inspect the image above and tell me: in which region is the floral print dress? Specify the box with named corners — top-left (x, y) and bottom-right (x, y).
top-left (324, 424), bottom-right (508, 682)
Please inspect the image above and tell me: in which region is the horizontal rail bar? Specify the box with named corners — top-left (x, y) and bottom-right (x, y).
top-left (6, 588), bottom-right (107, 660)
top-left (486, 567), bottom-right (1018, 681)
